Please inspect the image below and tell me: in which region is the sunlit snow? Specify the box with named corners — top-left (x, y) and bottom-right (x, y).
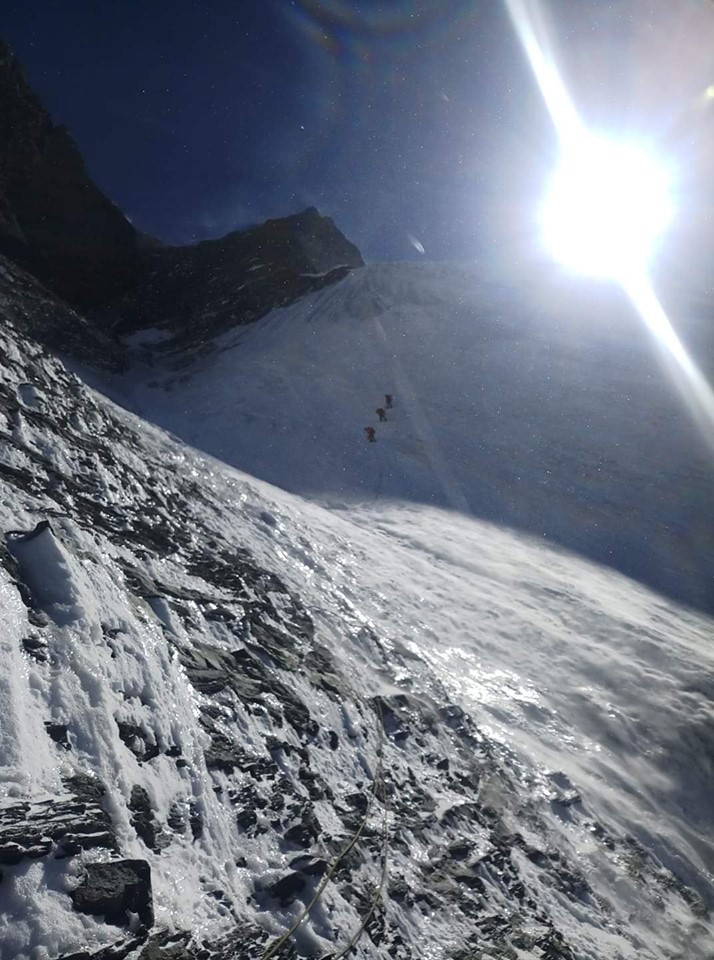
top-left (2, 263), bottom-right (713, 958)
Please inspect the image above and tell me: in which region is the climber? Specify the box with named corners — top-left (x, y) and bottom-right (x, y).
top-left (385, 394), bottom-right (393, 409)
top-left (376, 408), bottom-right (388, 422)
top-left (364, 426), bottom-right (376, 442)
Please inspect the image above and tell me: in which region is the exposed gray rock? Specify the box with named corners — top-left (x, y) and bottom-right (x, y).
top-left (70, 859), bottom-right (153, 929)
top-left (129, 786), bottom-right (165, 853)
top-left (0, 253), bottom-right (123, 367)
top-left (289, 855), bottom-right (328, 877)
top-left (116, 721), bottom-right (160, 763)
top-left (21, 633), bottom-right (49, 661)
top-left (45, 721), bottom-right (71, 750)
top-left (187, 801), bottom-right (203, 842)
top-left (0, 774), bottom-right (115, 867)
top-left (284, 804), bottom-right (321, 848)
top-left (166, 802), bottom-right (187, 835)
top-left (180, 641), bottom-right (318, 739)
top-left (265, 870), bottom-right (306, 906)
top-left (58, 933), bottom-right (149, 960)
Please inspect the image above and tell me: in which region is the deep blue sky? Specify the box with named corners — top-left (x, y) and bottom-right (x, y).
top-left (4, 1), bottom-right (709, 265)
top-left (3, 0), bottom-right (555, 260)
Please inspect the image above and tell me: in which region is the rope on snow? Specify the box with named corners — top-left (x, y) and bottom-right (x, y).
top-left (261, 698), bottom-right (388, 960)
top-left (328, 723), bottom-right (390, 958)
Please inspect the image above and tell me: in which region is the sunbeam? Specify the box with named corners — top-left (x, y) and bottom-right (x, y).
top-left (625, 272), bottom-right (714, 452)
top-left (505, 0), bottom-right (714, 449)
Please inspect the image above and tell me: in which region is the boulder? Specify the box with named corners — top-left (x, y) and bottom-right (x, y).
top-left (0, 774), bottom-right (116, 867)
top-left (70, 859), bottom-right (153, 929)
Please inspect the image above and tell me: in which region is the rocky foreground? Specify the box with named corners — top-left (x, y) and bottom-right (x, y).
top-left (1, 267), bottom-right (712, 960)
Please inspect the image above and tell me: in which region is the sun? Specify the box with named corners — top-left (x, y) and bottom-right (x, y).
top-left (542, 135), bottom-right (673, 280)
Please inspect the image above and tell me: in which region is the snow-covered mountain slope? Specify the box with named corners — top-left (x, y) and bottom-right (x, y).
top-left (2, 307), bottom-right (713, 958)
top-left (107, 262), bottom-right (713, 613)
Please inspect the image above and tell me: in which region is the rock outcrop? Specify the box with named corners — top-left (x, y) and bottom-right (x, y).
top-left (0, 42), bottom-right (139, 308)
top-left (0, 41), bottom-right (363, 356)
top-left (70, 860), bottom-right (154, 930)
top-left (0, 773), bottom-right (116, 866)
top-left (0, 253), bottom-right (123, 368)
top-left (99, 206), bottom-right (364, 355)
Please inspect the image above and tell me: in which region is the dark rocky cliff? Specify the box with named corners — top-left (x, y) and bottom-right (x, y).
top-left (99, 206), bottom-right (364, 354)
top-left (0, 253), bottom-right (123, 368)
top-left (0, 41), bottom-right (363, 357)
top-left (0, 42), bottom-right (140, 308)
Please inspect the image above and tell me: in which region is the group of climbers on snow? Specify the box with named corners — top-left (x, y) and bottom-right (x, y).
top-left (364, 394), bottom-right (393, 442)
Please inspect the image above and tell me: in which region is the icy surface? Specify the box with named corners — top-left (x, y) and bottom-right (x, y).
top-left (1, 279), bottom-right (713, 958)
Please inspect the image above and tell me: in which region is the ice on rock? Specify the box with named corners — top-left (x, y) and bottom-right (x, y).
top-left (0, 279), bottom-right (712, 960)
top-left (6, 522), bottom-right (85, 626)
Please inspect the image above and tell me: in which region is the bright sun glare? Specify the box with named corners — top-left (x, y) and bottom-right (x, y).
top-left (542, 136), bottom-right (673, 280)
top-left (506, 0), bottom-right (714, 447)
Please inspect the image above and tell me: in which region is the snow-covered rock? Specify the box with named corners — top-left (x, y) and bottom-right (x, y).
top-left (2, 294), bottom-right (713, 958)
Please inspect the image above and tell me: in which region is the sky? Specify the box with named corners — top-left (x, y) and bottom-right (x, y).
top-left (4, 0), bottom-right (714, 266)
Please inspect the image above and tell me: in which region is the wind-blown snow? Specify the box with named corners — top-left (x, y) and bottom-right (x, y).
top-left (2, 264), bottom-right (713, 958)
top-left (109, 262), bottom-right (712, 613)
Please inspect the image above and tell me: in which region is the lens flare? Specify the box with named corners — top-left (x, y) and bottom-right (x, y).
top-left (505, 0), bottom-right (714, 448)
top-left (543, 136), bottom-right (672, 279)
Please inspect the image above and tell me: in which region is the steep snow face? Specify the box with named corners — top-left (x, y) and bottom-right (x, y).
top-left (111, 262), bottom-right (713, 613)
top-left (2, 313), bottom-right (714, 959)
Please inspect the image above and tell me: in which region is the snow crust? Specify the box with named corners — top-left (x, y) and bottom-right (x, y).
top-left (1, 266), bottom-right (713, 958)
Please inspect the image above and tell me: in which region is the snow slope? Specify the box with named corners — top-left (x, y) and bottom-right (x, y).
top-left (2, 309), bottom-right (713, 958)
top-left (110, 262), bottom-right (713, 613)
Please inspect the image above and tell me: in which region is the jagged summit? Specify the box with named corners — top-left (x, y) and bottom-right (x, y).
top-left (0, 42), bottom-right (363, 350)
top-left (98, 204), bottom-right (364, 352)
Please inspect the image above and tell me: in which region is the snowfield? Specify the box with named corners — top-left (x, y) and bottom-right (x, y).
top-left (108, 262), bottom-right (713, 615)
top-left (1, 262), bottom-right (713, 959)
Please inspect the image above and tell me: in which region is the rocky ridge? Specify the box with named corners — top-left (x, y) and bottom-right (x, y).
top-left (0, 40), bottom-right (363, 362)
top-left (97, 207), bottom-right (364, 358)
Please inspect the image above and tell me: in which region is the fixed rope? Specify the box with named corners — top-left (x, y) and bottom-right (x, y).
top-left (261, 698), bottom-right (386, 960)
top-left (329, 723), bottom-right (390, 959)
